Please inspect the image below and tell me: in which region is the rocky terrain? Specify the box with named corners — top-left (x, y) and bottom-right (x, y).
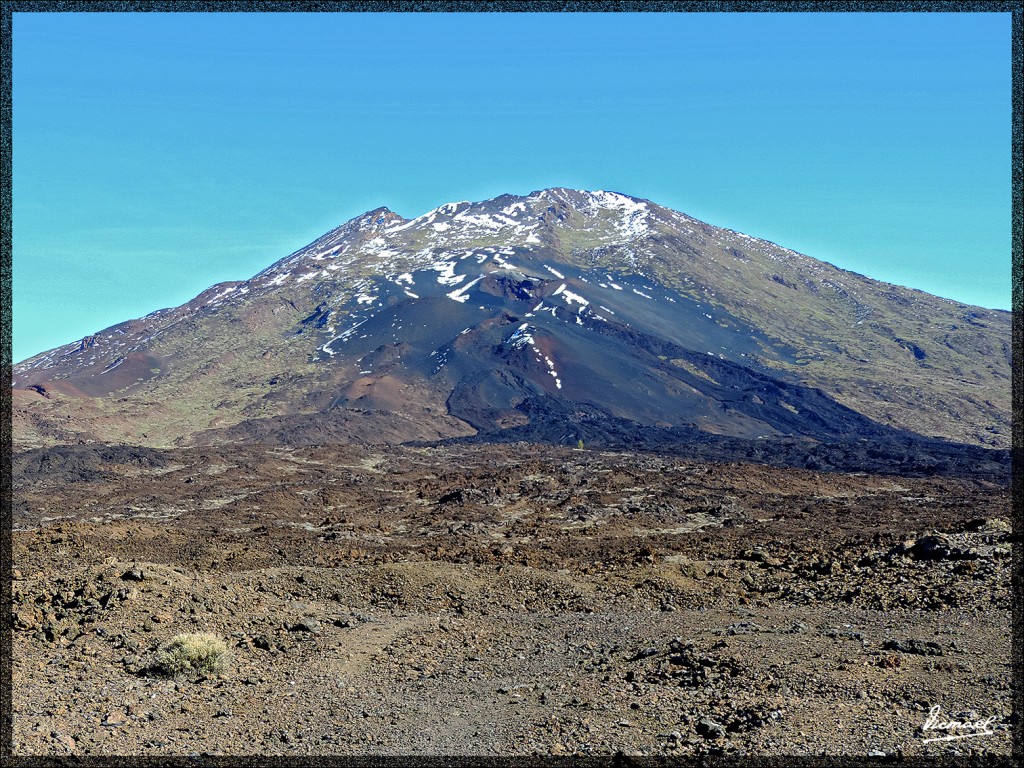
top-left (10, 442), bottom-right (1013, 757)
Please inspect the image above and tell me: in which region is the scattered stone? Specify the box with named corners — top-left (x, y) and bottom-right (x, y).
top-left (628, 646), bottom-right (660, 662)
top-left (883, 638), bottom-right (943, 656)
top-left (697, 717), bottom-right (726, 740)
top-left (964, 518), bottom-right (1011, 534)
top-left (13, 608), bottom-right (38, 631)
top-left (723, 621), bottom-right (764, 635)
top-left (8, 442), bottom-right (1012, 757)
top-left (289, 617), bottom-right (321, 633)
top-left (121, 567), bottom-right (146, 582)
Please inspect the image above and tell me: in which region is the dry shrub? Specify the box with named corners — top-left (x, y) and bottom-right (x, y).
top-left (153, 632), bottom-right (229, 676)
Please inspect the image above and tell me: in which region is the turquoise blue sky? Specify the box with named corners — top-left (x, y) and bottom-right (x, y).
top-left (12, 11), bottom-right (1012, 363)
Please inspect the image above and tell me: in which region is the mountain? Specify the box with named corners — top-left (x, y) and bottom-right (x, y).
top-left (12, 188), bottom-right (1011, 455)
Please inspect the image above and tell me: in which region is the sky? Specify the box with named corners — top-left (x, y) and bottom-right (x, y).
top-left (11, 11), bottom-right (1012, 363)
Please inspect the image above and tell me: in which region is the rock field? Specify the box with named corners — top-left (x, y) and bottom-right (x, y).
top-left (9, 443), bottom-right (1014, 757)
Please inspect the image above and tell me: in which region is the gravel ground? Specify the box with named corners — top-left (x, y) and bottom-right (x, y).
top-left (10, 443), bottom-right (1014, 757)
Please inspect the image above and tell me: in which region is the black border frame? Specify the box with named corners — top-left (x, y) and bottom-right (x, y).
top-left (0, 2), bottom-right (1019, 766)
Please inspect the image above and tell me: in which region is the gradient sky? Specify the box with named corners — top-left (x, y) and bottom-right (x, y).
top-left (11, 11), bottom-right (1012, 363)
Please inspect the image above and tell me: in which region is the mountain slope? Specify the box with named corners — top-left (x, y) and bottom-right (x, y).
top-left (12, 188), bottom-right (1011, 451)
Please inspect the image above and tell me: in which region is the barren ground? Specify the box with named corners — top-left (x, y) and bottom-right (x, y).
top-left (10, 443), bottom-right (1013, 757)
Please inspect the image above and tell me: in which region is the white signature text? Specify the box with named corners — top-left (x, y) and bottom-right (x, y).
top-left (921, 705), bottom-right (998, 744)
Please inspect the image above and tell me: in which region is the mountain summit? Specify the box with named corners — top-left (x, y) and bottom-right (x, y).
top-left (12, 188), bottom-right (1010, 453)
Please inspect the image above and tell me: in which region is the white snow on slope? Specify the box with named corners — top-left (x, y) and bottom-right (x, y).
top-left (560, 288), bottom-right (590, 308)
top-left (544, 265), bottom-right (565, 279)
top-left (447, 276), bottom-right (483, 303)
top-left (432, 260), bottom-right (464, 286)
top-left (507, 323), bottom-right (535, 349)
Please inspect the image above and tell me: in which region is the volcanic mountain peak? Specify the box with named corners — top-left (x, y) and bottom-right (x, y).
top-left (533, 187), bottom-right (651, 215)
top-left (356, 206), bottom-right (405, 228)
top-left (12, 188), bottom-right (1011, 452)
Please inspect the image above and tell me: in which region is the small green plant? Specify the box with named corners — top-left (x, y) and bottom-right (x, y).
top-left (153, 632), bottom-right (229, 677)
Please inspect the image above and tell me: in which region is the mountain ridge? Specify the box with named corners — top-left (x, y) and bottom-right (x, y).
top-left (12, 188), bottom-right (1010, 453)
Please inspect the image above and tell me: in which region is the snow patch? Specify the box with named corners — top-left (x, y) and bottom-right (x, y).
top-left (544, 265), bottom-right (565, 279)
top-left (561, 289), bottom-right (590, 308)
top-left (507, 323), bottom-right (535, 349)
top-left (432, 260), bottom-right (465, 286)
top-left (208, 284), bottom-right (240, 302)
top-left (101, 357), bottom-right (125, 374)
top-left (447, 275), bottom-right (482, 303)
top-left (542, 355), bottom-right (562, 389)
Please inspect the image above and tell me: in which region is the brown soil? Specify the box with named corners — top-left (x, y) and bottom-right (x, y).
top-left (10, 443), bottom-right (1013, 757)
